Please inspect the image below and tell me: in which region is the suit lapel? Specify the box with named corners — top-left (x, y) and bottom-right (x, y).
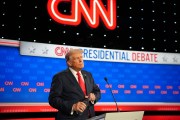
top-left (65, 69), bottom-right (85, 95)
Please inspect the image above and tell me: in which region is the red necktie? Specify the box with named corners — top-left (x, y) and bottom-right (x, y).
top-left (77, 72), bottom-right (86, 95)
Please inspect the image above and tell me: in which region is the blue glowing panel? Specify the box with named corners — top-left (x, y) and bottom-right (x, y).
top-left (0, 46), bottom-right (180, 103)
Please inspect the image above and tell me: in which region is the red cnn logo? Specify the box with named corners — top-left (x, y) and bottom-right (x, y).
top-left (47, 0), bottom-right (116, 30)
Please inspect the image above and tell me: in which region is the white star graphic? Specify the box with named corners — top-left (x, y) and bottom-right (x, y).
top-left (173, 56), bottom-right (178, 62)
top-left (162, 56), bottom-right (168, 62)
top-left (28, 46), bottom-right (36, 54)
top-left (42, 47), bottom-right (49, 54)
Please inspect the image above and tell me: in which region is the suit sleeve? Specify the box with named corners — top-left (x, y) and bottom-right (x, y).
top-left (89, 72), bottom-right (101, 104)
top-left (48, 73), bottom-right (76, 115)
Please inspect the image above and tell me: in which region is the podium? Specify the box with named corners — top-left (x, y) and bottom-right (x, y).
top-left (87, 111), bottom-right (144, 120)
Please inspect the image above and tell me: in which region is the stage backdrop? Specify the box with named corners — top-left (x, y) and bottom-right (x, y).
top-left (0, 39), bottom-right (180, 113)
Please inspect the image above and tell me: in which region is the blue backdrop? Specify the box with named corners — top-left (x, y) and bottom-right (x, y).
top-left (0, 46), bottom-right (180, 103)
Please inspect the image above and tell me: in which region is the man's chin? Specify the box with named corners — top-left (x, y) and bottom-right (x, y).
top-left (80, 66), bottom-right (84, 69)
top-left (80, 67), bottom-right (84, 70)
top-left (80, 65), bottom-right (84, 68)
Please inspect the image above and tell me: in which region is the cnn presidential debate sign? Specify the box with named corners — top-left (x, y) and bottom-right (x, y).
top-left (0, 39), bottom-right (180, 113)
top-left (20, 41), bottom-right (179, 64)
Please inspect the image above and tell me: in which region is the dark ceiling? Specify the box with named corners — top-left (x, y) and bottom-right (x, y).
top-left (0, 0), bottom-right (179, 53)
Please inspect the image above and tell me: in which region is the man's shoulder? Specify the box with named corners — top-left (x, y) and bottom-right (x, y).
top-left (54, 69), bottom-right (69, 76)
top-left (81, 70), bottom-right (91, 75)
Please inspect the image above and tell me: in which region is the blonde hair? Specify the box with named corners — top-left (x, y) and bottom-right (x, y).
top-left (65, 48), bottom-right (83, 61)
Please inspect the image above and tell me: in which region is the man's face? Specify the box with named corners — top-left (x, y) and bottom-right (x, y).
top-left (68, 52), bottom-right (84, 71)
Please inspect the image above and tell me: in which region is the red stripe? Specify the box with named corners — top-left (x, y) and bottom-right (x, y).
top-left (0, 41), bottom-right (20, 46)
top-left (2, 116), bottom-right (180, 120)
top-left (0, 105), bottom-right (180, 113)
top-left (143, 116), bottom-right (180, 120)
top-left (3, 119), bottom-right (55, 120)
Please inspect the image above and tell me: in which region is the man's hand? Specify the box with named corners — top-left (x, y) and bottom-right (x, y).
top-left (72, 102), bottom-right (87, 113)
top-left (88, 93), bottom-right (96, 101)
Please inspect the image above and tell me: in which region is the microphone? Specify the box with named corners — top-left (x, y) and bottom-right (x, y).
top-left (104, 77), bottom-right (120, 112)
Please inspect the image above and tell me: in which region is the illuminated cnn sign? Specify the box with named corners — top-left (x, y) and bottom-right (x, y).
top-left (47, 0), bottom-right (116, 30)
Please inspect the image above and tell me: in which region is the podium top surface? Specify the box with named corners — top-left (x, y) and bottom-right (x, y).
top-left (87, 111), bottom-right (144, 120)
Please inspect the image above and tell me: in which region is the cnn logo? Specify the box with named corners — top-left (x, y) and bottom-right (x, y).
top-left (47, 0), bottom-right (116, 30)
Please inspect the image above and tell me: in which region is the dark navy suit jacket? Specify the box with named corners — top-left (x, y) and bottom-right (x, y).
top-left (48, 68), bottom-right (101, 120)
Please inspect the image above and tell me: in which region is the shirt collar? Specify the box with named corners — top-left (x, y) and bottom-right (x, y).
top-left (69, 67), bottom-right (82, 76)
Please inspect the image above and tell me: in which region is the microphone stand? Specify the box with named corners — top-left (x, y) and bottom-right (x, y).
top-left (104, 77), bottom-right (120, 112)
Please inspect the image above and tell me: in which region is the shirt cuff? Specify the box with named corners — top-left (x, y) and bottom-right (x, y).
top-left (91, 101), bottom-right (95, 104)
top-left (71, 107), bottom-right (74, 115)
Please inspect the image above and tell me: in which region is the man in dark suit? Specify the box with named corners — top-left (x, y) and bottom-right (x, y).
top-left (48, 49), bottom-right (101, 120)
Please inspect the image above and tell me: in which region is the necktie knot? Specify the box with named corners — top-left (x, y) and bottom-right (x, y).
top-left (76, 71), bottom-right (80, 76)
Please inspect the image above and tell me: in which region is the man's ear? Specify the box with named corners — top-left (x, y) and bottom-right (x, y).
top-left (67, 61), bottom-right (72, 67)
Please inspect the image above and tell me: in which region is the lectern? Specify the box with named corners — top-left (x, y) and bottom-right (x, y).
top-left (87, 111), bottom-right (144, 120)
